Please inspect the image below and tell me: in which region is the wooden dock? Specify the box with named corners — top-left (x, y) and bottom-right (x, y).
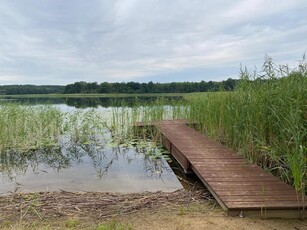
top-left (137, 120), bottom-right (306, 218)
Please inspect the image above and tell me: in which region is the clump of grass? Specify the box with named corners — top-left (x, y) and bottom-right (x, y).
top-left (186, 55), bottom-right (307, 194)
top-left (96, 219), bottom-right (132, 230)
top-left (65, 218), bottom-right (80, 228)
top-left (178, 206), bottom-right (187, 215)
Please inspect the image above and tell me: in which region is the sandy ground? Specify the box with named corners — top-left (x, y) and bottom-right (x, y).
top-left (1, 206), bottom-right (306, 230)
top-left (0, 190), bottom-right (306, 230)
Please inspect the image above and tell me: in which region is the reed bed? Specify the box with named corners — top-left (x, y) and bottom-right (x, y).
top-left (186, 57), bottom-right (306, 194)
top-left (0, 98), bottom-right (186, 154)
top-left (108, 98), bottom-right (188, 148)
top-left (0, 99), bottom-right (187, 179)
top-left (0, 104), bottom-right (106, 153)
top-left (0, 104), bottom-right (118, 181)
top-left (0, 104), bottom-right (62, 152)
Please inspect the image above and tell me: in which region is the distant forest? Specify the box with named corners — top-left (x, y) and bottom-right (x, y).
top-left (0, 78), bottom-right (239, 95)
top-left (0, 85), bottom-right (65, 95)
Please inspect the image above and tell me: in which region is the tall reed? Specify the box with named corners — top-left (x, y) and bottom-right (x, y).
top-left (108, 98), bottom-right (188, 157)
top-left (0, 104), bottom-right (63, 151)
top-left (186, 56), bottom-right (306, 194)
top-left (0, 104), bottom-right (107, 153)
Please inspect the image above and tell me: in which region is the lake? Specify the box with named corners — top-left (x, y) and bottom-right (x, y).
top-left (0, 96), bottom-right (185, 195)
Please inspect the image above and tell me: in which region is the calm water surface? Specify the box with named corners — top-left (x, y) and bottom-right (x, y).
top-left (0, 97), bottom-right (183, 194)
top-left (0, 147), bottom-right (181, 194)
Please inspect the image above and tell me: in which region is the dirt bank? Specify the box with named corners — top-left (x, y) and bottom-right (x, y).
top-left (0, 189), bottom-right (306, 229)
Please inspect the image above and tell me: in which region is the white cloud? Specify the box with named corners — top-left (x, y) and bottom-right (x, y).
top-left (0, 0), bottom-right (306, 85)
top-left (0, 74), bottom-right (25, 83)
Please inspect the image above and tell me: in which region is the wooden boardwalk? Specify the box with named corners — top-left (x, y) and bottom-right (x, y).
top-left (138, 120), bottom-right (306, 218)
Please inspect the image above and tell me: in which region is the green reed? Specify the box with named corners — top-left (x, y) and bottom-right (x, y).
top-left (0, 104), bottom-right (107, 153)
top-left (0, 104), bottom-right (62, 151)
top-left (108, 98), bottom-right (188, 158)
top-left (0, 98), bottom-right (185, 167)
top-left (186, 56), bottom-right (306, 194)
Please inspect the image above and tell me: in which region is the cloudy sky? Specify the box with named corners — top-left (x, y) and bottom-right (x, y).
top-left (0, 0), bottom-right (306, 85)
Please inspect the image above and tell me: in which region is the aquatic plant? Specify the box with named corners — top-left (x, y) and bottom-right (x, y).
top-left (0, 104), bottom-right (62, 152)
top-left (108, 97), bottom-right (188, 161)
top-left (0, 98), bottom-right (184, 182)
top-left (0, 104), bottom-right (108, 153)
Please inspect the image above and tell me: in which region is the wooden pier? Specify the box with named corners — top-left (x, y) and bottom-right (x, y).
top-left (137, 120), bottom-right (306, 218)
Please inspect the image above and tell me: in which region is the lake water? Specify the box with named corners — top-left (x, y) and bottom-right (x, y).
top-left (0, 96), bottom-right (183, 194)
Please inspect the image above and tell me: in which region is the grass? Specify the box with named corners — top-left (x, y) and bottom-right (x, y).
top-left (107, 98), bottom-right (188, 159)
top-left (185, 56), bottom-right (307, 194)
top-left (0, 95), bottom-right (185, 155)
top-left (65, 219), bottom-right (80, 228)
top-left (97, 219), bottom-right (132, 230)
top-left (0, 104), bottom-right (106, 153)
top-left (0, 104), bottom-right (63, 152)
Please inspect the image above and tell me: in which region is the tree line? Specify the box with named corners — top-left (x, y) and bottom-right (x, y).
top-left (0, 85), bottom-right (65, 95)
top-left (0, 78), bottom-right (240, 95)
top-left (64, 78), bottom-right (239, 94)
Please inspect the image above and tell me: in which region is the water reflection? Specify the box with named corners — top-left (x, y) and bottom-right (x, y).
top-left (0, 133), bottom-right (182, 194)
top-left (0, 96), bottom-right (184, 194)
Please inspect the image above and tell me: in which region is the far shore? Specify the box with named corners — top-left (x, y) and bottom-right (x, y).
top-left (0, 92), bottom-right (187, 98)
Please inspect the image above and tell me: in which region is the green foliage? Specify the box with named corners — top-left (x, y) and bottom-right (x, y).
top-left (0, 79), bottom-right (240, 95)
top-left (107, 98), bottom-right (188, 156)
top-left (0, 85), bottom-right (64, 95)
top-left (0, 99), bottom-right (181, 179)
top-left (0, 104), bottom-right (112, 179)
top-left (96, 219), bottom-right (132, 230)
top-left (63, 79), bottom-right (240, 94)
top-left (0, 104), bottom-right (62, 152)
top-left (0, 104), bottom-right (106, 153)
top-left (65, 218), bottom-right (80, 228)
top-left (186, 56), bottom-right (307, 194)
top-left (178, 206), bottom-right (187, 215)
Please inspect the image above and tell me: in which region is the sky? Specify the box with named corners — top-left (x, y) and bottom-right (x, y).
top-left (0, 0), bottom-right (306, 85)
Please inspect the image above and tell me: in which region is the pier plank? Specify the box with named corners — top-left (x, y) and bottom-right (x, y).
top-left (147, 120), bottom-right (307, 218)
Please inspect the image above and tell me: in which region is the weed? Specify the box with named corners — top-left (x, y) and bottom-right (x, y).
top-left (178, 206), bottom-right (187, 215)
top-left (96, 218), bottom-right (132, 230)
top-left (65, 218), bottom-right (80, 228)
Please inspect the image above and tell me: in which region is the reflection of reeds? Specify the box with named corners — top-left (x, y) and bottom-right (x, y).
top-left (185, 56), bottom-right (306, 195)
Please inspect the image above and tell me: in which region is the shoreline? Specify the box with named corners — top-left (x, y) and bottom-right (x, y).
top-left (0, 190), bottom-right (306, 229)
